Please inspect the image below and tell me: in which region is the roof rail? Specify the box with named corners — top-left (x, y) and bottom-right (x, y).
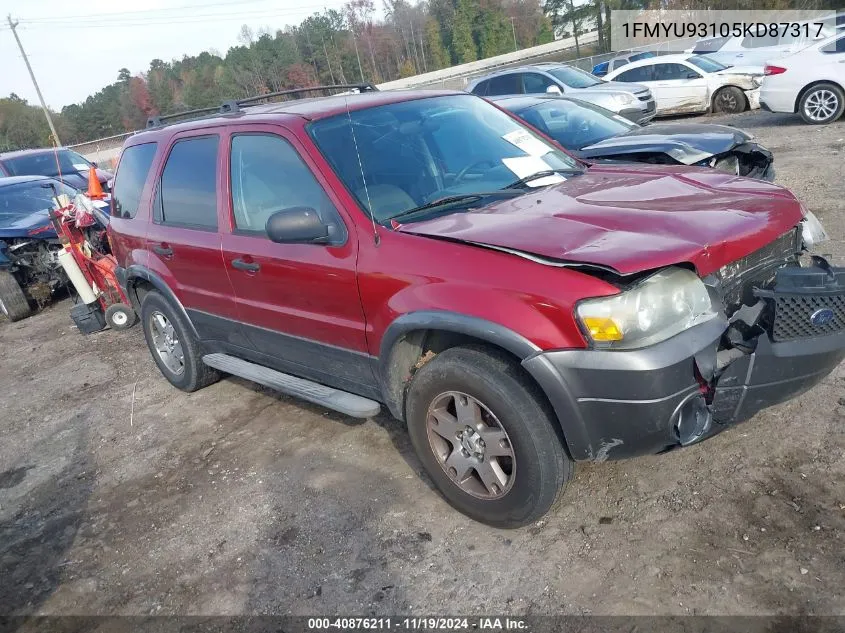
top-left (145, 83), bottom-right (379, 129)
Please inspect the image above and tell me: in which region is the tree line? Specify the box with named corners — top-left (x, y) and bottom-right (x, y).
top-left (1, 0), bottom-right (552, 149)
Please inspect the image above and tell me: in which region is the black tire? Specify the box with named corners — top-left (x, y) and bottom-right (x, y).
top-left (799, 83), bottom-right (845, 125)
top-left (712, 86), bottom-right (747, 114)
top-left (105, 302), bottom-right (137, 330)
top-left (140, 290), bottom-right (220, 392)
top-left (405, 345), bottom-right (573, 528)
top-left (0, 271), bottom-right (32, 322)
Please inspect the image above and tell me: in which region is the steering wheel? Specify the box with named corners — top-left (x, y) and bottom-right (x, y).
top-left (454, 159), bottom-right (498, 185)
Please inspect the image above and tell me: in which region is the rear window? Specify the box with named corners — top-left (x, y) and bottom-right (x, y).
top-left (112, 142), bottom-right (157, 219)
top-left (158, 136), bottom-right (219, 229)
top-left (470, 79), bottom-right (490, 96)
top-left (820, 35), bottom-right (845, 53)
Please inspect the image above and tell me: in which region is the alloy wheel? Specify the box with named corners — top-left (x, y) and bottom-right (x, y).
top-left (149, 311), bottom-right (185, 375)
top-left (804, 89), bottom-right (839, 122)
top-left (425, 391), bottom-right (516, 499)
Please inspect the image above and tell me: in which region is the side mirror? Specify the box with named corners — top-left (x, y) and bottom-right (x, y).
top-left (545, 84), bottom-right (563, 95)
top-left (266, 207), bottom-right (334, 244)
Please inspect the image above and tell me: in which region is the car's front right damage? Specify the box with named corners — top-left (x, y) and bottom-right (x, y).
top-left (522, 212), bottom-right (845, 462)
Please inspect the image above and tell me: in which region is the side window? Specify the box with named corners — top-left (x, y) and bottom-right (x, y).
top-left (820, 35), bottom-right (845, 54)
top-left (612, 58), bottom-right (630, 70)
top-left (522, 72), bottom-right (555, 93)
top-left (230, 134), bottom-right (344, 241)
top-left (111, 142), bottom-right (157, 219)
top-left (159, 136), bottom-right (219, 229)
top-left (616, 65), bottom-right (653, 82)
top-left (486, 74), bottom-right (522, 95)
top-left (654, 63), bottom-right (699, 80)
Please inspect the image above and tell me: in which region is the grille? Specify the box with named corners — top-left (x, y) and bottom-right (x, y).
top-left (717, 229), bottom-right (800, 312)
top-left (637, 93), bottom-right (651, 101)
top-left (645, 101), bottom-right (656, 112)
top-left (772, 293), bottom-right (845, 341)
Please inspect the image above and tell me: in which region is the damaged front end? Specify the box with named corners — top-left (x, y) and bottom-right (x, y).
top-left (522, 216), bottom-right (845, 462)
top-left (702, 141), bottom-right (774, 181)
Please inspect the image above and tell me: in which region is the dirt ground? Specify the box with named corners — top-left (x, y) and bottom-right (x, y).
top-left (2, 111), bottom-right (845, 618)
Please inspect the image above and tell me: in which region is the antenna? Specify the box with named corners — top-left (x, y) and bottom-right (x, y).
top-left (344, 96), bottom-right (379, 246)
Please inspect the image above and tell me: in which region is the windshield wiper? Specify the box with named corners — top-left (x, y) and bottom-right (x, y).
top-left (385, 191), bottom-right (522, 223)
top-left (504, 168), bottom-right (585, 189)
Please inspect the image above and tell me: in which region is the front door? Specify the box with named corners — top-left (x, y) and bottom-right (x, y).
top-left (218, 127), bottom-right (376, 396)
top-left (648, 63), bottom-right (709, 113)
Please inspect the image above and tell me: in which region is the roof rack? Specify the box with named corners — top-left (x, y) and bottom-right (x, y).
top-left (145, 83), bottom-right (379, 129)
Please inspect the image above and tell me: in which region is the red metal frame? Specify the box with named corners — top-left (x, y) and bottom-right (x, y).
top-left (48, 198), bottom-right (129, 312)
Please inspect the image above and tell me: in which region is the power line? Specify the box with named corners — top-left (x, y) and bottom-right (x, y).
top-left (20, 1), bottom-right (332, 22)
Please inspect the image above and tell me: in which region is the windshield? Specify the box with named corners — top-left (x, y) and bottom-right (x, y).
top-left (687, 55), bottom-right (728, 73)
top-left (518, 98), bottom-right (636, 150)
top-left (546, 66), bottom-right (603, 88)
top-left (0, 180), bottom-right (75, 216)
top-left (2, 150), bottom-right (90, 178)
top-left (309, 95), bottom-right (581, 222)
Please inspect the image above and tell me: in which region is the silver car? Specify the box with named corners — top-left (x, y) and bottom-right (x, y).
top-left (467, 63), bottom-right (657, 124)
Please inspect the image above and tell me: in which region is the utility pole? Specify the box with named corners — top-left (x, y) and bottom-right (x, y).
top-left (7, 15), bottom-right (61, 146)
top-left (511, 17), bottom-right (518, 52)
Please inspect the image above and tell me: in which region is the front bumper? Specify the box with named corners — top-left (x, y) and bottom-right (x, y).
top-left (522, 264), bottom-right (845, 462)
top-left (619, 98), bottom-right (657, 125)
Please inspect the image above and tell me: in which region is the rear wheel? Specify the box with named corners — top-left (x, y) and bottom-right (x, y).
top-left (712, 86), bottom-right (747, 114)
top-left (405, 346), bottom-right (572, 528)
top-left (0, 271), bottom-right (32, 322)
top-left (799, 83), bottom-right (845, 124)
top-left (140, 291), bottom-right (220, 391)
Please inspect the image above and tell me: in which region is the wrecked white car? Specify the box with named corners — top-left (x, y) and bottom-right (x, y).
top-left (606, 54), bottom-right (763, 115)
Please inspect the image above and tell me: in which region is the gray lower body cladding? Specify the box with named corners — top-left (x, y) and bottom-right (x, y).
top-left (522, 261), bottom-right (845, 462)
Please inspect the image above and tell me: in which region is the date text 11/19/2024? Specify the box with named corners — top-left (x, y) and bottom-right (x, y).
top-left (307, 617), bottom-right (528, 630)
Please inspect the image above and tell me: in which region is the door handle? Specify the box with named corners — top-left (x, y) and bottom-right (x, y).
top-left (152, 243), bottom-right (173, 257)
top-left (232, 258), bottom-right (260, 273)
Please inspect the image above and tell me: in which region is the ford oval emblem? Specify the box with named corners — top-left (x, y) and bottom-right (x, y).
top-left (810, 308), bottom-right (835, 327)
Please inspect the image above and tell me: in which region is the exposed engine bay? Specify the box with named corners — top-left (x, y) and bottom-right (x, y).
top-left (0, 237), bottom-right (66, 307)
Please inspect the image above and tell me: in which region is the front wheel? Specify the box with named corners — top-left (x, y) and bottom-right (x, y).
top-left (799, 83), bottom-right (845, 124)
top-left (0, 271), bottom-right (32, 322)
top-left (405, 346), bottom-right (572, 528)
top-left (712, 86), bottom-right (747, 114)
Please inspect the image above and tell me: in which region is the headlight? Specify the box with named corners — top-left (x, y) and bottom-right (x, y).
top-left (611, 93), bottom-right (636, 107)
top-left (576, 267), bottom-right (717, 350)
top-left (801, 210), bottom-right (829, 249)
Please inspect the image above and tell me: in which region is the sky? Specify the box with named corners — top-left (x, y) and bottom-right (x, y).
top-left (0, 0), bottom-right (357, 109)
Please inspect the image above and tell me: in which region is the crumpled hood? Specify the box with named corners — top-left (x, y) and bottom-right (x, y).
top-left (397, 164), bottom-right (803, 276)
top-left (0, 208), bottom-right (55, 239)
top-left (580, 123), bottom-right (755, 165)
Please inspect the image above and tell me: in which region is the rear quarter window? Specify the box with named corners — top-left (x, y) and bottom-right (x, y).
top-left (112, 142), bottom-right (158, 219)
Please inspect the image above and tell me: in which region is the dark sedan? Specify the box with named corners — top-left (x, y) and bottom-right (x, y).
top-left (0, 148), bottom-right (112, 193)
top-left (492, 94), bottom-right (774, 180)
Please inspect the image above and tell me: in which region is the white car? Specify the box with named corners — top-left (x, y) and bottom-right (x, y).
top-left (688, 18), bottom-right (842, 68)
top-left (605, 54), bottom-right (764, 116)
top-left (760, 31), bottom-right (845, 124)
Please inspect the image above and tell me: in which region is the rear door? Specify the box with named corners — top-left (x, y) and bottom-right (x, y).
top-left (144, 132), bottom-right (245, 344)
top-left (218, 126), bottom-right (376, 395)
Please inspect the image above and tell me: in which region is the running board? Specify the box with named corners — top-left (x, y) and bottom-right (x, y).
top-left (202, 353), bottom-right (380, 418)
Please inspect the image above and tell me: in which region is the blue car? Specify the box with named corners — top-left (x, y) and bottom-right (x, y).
top-left (592, 51), bottom-right (656, 77)
top-left (0, 175), bottom-right (77, 321)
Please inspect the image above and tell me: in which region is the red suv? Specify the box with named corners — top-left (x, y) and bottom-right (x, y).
top-left (108, 86), bottom-right (845, 528)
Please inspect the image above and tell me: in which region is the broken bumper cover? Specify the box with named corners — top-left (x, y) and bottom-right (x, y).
top-left (523, 290), bottom-right (845, 462)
